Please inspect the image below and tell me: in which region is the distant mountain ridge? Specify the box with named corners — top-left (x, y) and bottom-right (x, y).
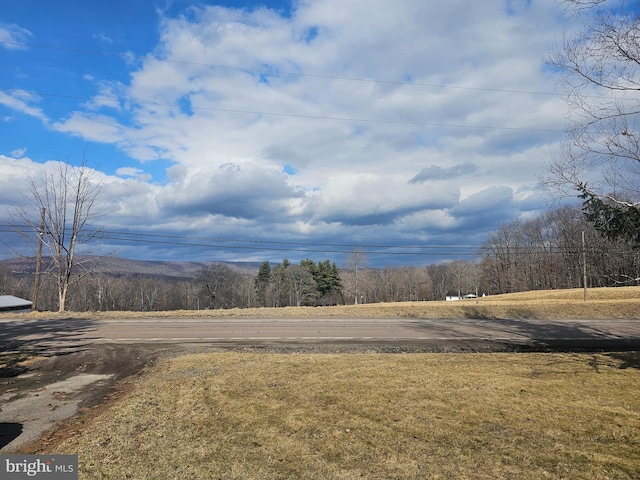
top-left (0, 256), bottom-right (259, 278)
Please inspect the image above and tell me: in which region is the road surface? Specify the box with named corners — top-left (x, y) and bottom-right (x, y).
top-left (2, 316), bottom-right (639, 352)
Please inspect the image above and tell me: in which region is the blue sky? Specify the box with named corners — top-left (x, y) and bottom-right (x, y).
top-left (0, 0), bottom-right (577, 266)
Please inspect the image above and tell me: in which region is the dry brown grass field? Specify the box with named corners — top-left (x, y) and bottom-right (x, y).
top-left (14, 285), bottom-right (640, 320)
top-left (52, 352), bottom-right (640, 479)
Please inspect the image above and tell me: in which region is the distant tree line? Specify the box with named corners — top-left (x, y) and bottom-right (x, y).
top-left (479, 205), bottom-right (640, 293)
top-left (1, 270), bottom-right (206, 312)
top-left (3, 205), bottom-right (640, 312)
top-left (254, 259), bottom-right (343, 307)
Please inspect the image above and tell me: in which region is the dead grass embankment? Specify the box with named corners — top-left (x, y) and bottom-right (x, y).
top-left (8, 286), bottom-right (640, 320)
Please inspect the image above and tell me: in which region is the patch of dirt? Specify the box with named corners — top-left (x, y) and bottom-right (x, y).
top-left (0, 344), bottom-right (185, 453)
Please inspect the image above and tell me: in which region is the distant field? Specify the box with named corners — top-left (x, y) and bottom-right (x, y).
top-left (13, 285), bottom-right (640, 320)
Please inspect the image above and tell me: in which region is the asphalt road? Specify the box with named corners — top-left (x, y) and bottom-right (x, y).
top-left (2, 316), bottom-right (640, 352)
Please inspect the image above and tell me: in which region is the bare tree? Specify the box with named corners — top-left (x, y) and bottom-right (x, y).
top-left (544, 1), bottom-right (640, 209)
top-left (198, 264), bottom-right (240, 309)
top-left (9, 159), bottom-right (105, 311)
top-left (288, 264), bottom-right (317, 307)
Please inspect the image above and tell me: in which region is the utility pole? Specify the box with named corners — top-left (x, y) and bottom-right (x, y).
top-left (582, 231), bottom-right (588, 302)
top-left (354, 264), bottom-right (358, 305)
top-left (31, 207), bottom-right (45, 312)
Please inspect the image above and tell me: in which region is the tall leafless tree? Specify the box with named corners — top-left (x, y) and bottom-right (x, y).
top-left (544, 1), bottom-right (640, 208)
top-left (198, 263), bottom-right (241, 309)
top-left (9, 159), bottom-right (105, 311)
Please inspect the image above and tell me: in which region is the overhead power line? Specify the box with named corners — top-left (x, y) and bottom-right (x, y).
top-left (96, 234), bottom-right (479, 256)
top-left (0, 88), bottom-right (564, 133)
top-left (0, 224), bottom-right (621, 257)
top-left (0, 224), bottom-right (481, 256)
top-left (0, 40), bottom-right (566, 98)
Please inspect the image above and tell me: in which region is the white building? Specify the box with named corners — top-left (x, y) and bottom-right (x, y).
top-left (445, 293), bottom-right (480, 301)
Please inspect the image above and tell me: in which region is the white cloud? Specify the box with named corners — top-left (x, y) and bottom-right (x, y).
top-left (0, 155), bottom-right (35, 204)
top-left (115, 166), bottom-right (152, 182)
top-left (0, 91), bottom-right (48, 123)
top-left (3, 0), bottom-right (575, 263)
top-left (0, 22), bottom-right (31, 49)
top-left (116, 166), bottom-right (142, 177)
top-left (83, 84), bottom-right (124, 111)
top-left (92, 32), bottom-right (114, 44)
top-left (53, 112), bottom-right (125, 142)
top-left (0, 155), bottom-right (161, 227)
top-left (156, 161), bottom-right (303, 220)
top-left (10, 147), bottom-right (26, 158)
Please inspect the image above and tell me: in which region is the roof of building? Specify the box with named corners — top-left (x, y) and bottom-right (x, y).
top-left (0, 295), bottom-right (33, 310)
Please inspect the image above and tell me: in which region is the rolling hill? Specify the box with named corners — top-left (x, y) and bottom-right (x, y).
top-left (0, 256), bottom-right (259, 278)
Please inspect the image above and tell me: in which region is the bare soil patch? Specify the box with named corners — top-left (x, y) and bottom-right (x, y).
top-left (0, 344), bottom-right (180, 452)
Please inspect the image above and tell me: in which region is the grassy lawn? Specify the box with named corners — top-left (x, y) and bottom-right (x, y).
top-left (53, 352), bottom-right (640, 479)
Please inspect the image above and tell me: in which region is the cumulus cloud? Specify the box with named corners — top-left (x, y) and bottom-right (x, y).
top-left (308, 172), bottom-right (461, 226)
top-left (156, 162), bottom-right (303, 220)
top-left (115, 166), bottom-right (152, 182)
top-left (0, 155), bottom-right (34, 204)
top-left (0, 155), bottom-right (161, 227)
top-left (454, 186), bottom-right (515, 217)
top-left (0, 0), bottom-right (573, 263)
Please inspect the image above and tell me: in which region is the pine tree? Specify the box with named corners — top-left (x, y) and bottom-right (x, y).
top-left (254, 261), bottom-right (271, 307)
top-left (314, 259), bottom-right (344, 304)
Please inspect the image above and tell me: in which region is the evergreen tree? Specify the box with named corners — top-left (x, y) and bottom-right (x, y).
top-left (315, 260), bottom-right (343, 296)
top-left (580, 186), bottom-right (640, 245)
top-left (254, 261), bottom-right (271, 307)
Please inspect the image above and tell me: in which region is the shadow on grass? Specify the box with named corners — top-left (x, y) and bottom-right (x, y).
top-left (607, 352), bottom-right (640, 370)
top-left (0, 317), bottom-right (98, 379)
